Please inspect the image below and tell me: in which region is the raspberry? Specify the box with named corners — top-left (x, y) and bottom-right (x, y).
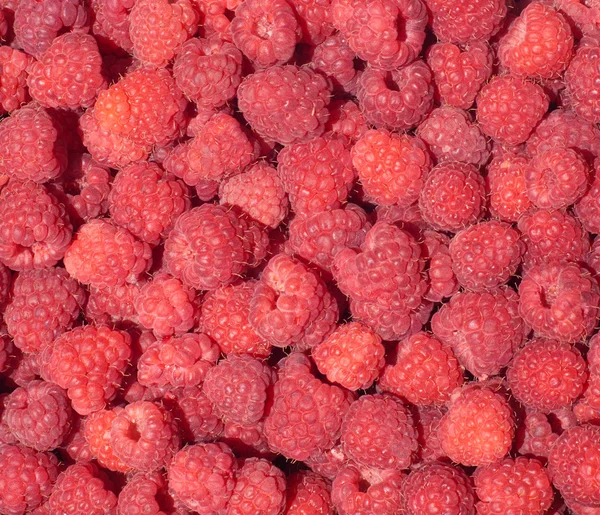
top-left (325, 99), bottom-right (369, 144)
top-left (194, 0), bottom-right (236, 42)
top-left (226, 458), bottom-right (286, 515)
top-left (313, 322), bottom-right (385, 391)
top-left (85, 282), bottom-right (140, 325)
top-left (91, 0), bottom-right (134, 53)
top-left (173, 37), bottom-right (242, 108)
top-left (515, 410), bottom-right (559, 459)
top-left (109, 162), bottom-right (190, 246)
top-left (311, 33), bottom-right (359, 94)
top-left (356, 61), bottom-right (434, 130)
top-left (0, 331), bottom-right (14, 375)
top-left (413, 406), bottom-right (446, 463)
top-left (264, 353), bottom-right (353, 461)
top-left (42, 326), bottom-right (132, 415)
top-left (432, 287), bottom-right (525, 379)
top-left (129, 0), bottom-right (198, 67)
top-left (351, 129), bottom-right (431, 207)
top-left (518, 262), bottom-right (599, 343)
top-left (219, 162), bottom-right (288, 228)
top-left (277, 136), bottom-right (355, 215)
top-left (4, 380), bottom-right (72, 452)
top-left (401, 462), bottom-right (475, 515)
top-left (285, 471), bottom-right (333, 515)
top-left (237, 65), bottom-right (331, 145)
top-left (487, 152), bottom-right (533, 222)
top-left (110, 401), bottom-right (180, 472)
top-left (438, 383), bottom-right (515, 466)
top-left (565, 45), bottom-right (600, 123)
top-left (332, 222), bottom-right (427, 341)
top-left (416, 106), bottom-right (490, 166)
top-left (476, 75), bottom-right (549, 146)
top-left (418, 162), bottom-right (486, 232)
top-left (64, 219), bottom-right (152, 289)
top-left (117, 472), bottom-right (182, 515)
top-left (422, 230), bottom-right (460, 302)
top-left (288, 0), bottom-right (334, 44)
top-left (379, 332), bottom-right (463, 406)
top-left (168, 442), bottom-right (237, 514)
top-left (448, 220), bottom-right (524, 291)
top-left (331, 0), bottom-right (426, 70)
top-left (5, 267), bottom-right (86, 354)
top-left (507, 339), bottom-right (586, 412)
top-left (0, 47), bottom-right (32, 114)
top-left (426, 41), bottom-right (492, 109)
top-left (249, 254), bottom-right (338, 349)
top-left (221, 419), bottom-right (272, 458)
top-left (83, 409), bottom-right (131, 473)
top-left (200, 281), bottom-right (271, 357)
top-left (304, 445), bottom-right (347, 480)
top-left (231, 0), bottom-right (301, 67)
top-left (137, 333), bottom-right (219, 388)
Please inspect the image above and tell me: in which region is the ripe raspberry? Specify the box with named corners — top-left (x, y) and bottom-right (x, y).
top-left (519, 262), bottom-right (599, 343)
top-left (565, 46), bottom-right (600, 124)
top-left (83, 409), bottom-right (131, 473)
top-left (91, 0), bottom-right (134, 53)
top-left (413, 406), bottom-right (446, 463)
top-left (313, 322), bottom-right (385, 391)
top-left (416, 106), bottom-right (490, 166)
top-left (0, 47), bottom-right (32, 114)
top-left (332, 222), bottom-right (427, 341)
top-left (64, 219), bottom-right (152, 289)
top-left (426, 41), bottom-right (492, 109)
top-left (357, 61), bottom-right (434, 130)
top-left (507, 339), bottom-right (586, 412)
top-left (325, 99), bottom-right (369, 144)
top-left (432, 287), bottom-right (525, 379)
top-left (0, 331), bottom-right (13, 375)
top-left (117, 472), bottom-right (183, 515)
top-left (168, 442), bottom-right (237, 514)
top-left (201, 281), bottom-right (271, 357)
top-left (422, 230), bottom-right (459, 302)
top-left (418, 162), bottom-right (486, 232)
top-left (277, 136), bottom-right (355, 215)
top-left (194, 0), bottom-right (237, 42)
top-left (449, 220), bottom-right (524, 291)
top-left (351, 129), bottom-right (431, 207)
top-left (129, 0), bottom-right (198, 67)
top-left (221, 419), bottom-right (272, 458)
top-left (137, 333), bottom-right (219, 388)
top-left (85, 282), bottom-right (140, 325)
top-left (438, 383), bottom-right (515, 466)
top-left (4, 380), bottom-right (72, 452)
top-left (516, 410), bottom-right (560, 459)
top-left (288, 0), bottom-right (334, 44)
top-left (311, 33), bottom-right (359, 94)
top-left (304, 445), bottom-right (347, 480)
top-left (402, 462), bottom-right (475, 515)
top-left (286, 471), bottom-right (333, 515)
top-left (5, 267), bottom-right (86, 354)
top-left (237, 65), bottom-right (331, 145)
top-left (476, 75), bottom-right (549, 146)
top-left (42, 326), bottom-right (132, 415)
top-left (486, 152), bottom-right (533, 222)
top-left (379, 332), bottom-right (463, 406)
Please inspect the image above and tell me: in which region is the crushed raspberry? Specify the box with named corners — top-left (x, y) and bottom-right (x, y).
top-left (422, 230), bottom-right (459, 302)
top-left (325, 99), bottom-right (369, 144)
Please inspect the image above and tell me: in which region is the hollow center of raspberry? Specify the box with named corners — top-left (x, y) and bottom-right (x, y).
top-left (383, 72), bottom-right (400, 92)
top-left (255, 18), bottom-right (273, 39)
top-left (539, 286), bottom-right (558, 308)
top-left (127, 423), bottom-right (142, 442)
top-left (357, 478), bottom-right (371, 493)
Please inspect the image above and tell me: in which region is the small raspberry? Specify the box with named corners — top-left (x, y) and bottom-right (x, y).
top-left (117, 472), bottom-right (182, 515)
top-left (221, 419), bottom-right (272, 458)
top-left (288, 0), bottom-right (334, 44)
top-left (194, 0), bottom-right (236, 42)
top-left (311, 33), bottom-right (359, 94)
top-left (515, 411), bottom-right (559, 459)
top-left (413, 406), bottom-right (446, 463)
top-left (304, 445), bottom-right (347, 480)
top-left (286, 471), bottom-right (333, 515)
top-left (422, 230), bottom-right (459, 302)
top-left (83, 409), bottom-right (131, 473)
top-left (325, 99), bottom-right (369, 144)
top-left (0, 47), bottom-right (32, 114)
top-left (85, 282), bottom-right (140, 325)
top-left (91, 0), bottom-right (134, 53)
top-left (565, 45), bottom-right (600, 124)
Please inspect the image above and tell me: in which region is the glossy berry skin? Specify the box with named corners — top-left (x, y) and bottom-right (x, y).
top-left (565, 46), bottom-right (600, 124)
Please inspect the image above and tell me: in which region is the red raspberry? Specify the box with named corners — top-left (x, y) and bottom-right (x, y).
top-left (422, 230), bottom-right (459, 302)
top-left (304, 445), bottom-right (347, 480)
top-left (117, 472), bottom-right (183, 515)
top-left (168, 442), bottom-right (237, 514)
top-left (565, 499), bottom-right (600, 515)
top-left (286, 471), bottom-right (333, 515)
top-left (413, 406), bottom-right (446, 463)
top-left (402, 462), bottom-right (475, 515)
top-left (432, 287), bottom-right (525, 379)
top-left (516, 411), bottom-right (560, 459)
top-left (237, 65), bottom-right (331, 145)
top-left (42, 326), bottom-right (132, 415)
top-left (418, 162), bottom-right (486, 232)
top-left (85, 282), bottom-right (140, 325)
top-left (91, 0), bottom-right (134, 53)
top-left (249, 254), bottom-right (338, 349)
top-left (201, 281), bottom-right (271, 357)
top-left (332, 222), bottom-right (427, 341)
top-left (203, 354), bottom-right (273, 425)
top-left (341, 394), bottom-right (417, 470)
top-left (277, 136), bottom-right (355, 215)
top-left (5, 267), bottom-right (86, 354)
top-left (4, 380), bottom-right (72, 452)
top-left (264, 353), bottom-right (353, 460)
top-left (311, 33), bottom-right (359, 94)
top-left (59, 413), bottom-right (96, 463)
top-left (449, 220), bottom-right (524, 291)
top-left (0, 47), bottom-right (32, 114)
top-left (518, 262), bottom-right (599, 343)
top-left (416, 106), bottom-right (490, 166)
top-left (426, 41), bottom-right (492, 109)
top-left (438, 383), bottom-right (515, 466)
top-left (221, 419), bottom-right (272, 458)
top-left (0, 331), bottom-right (13, 375)
top-left (507, 339), bottom-right (586, 412)
top-left (288, 0), bottom-right (334, 44)
top-left (129, 0), bottom-right (198, 67)
top-left (565, 46), bottom-right (600, 124)
top-left (110, 401), bottom-right (180, 472)
top-left (194, 0), bottom-right (237, 42)
top-left (331, 0), bottom-right (426, 70)
top-left (137, 333), bottom-right (219, 388)
top-left (325, 99), bottom-right (369, 144)
top-left (313, 322), bottom-right (385, 391)
top-left (226, 458), bottom-right (286, 515)
top-left (476, 75), bottom-right (549, 146)
top-left (64, 219), bottom-right (152, 289)
top-left (351, 129), bottom-right (431, 207)
top-left (83, 409), bottom-right (131, 473)
top-left (357, 61), bottom-right (434, 130)
top-left (379, 332), bottom-right (463, 406)
top-left (486, 152), bottom-right (533, 222)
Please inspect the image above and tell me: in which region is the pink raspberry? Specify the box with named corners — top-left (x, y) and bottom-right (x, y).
top-left (413, 406), bottom-right (448, 463)
top-left (194, 0), bottom-right (237, 42)
top-left (64, 219), bottom-right (152, 289)
top-left (221, 419), bottom-right (272, 458)
top-left (288, 0), bottom-right (334, 44)
top-left (311, 33), bottom-right (359, 94)
top-left (304, 445), bottom-right (347, 480)
top-left (476, 75), bottom-right (549, 146)
top-left (515, 411), bottom-right (560, 459)
top-left (5, 267), bottom-right (86, 354)
top-left (277, 136), bottom-right (355, 215)
top-left (565, 45), bottom-right (600, 124)
top-left (357, 61), bottom-right (434, 130)
top-left (90, 0), bottom-right (134, 53)
top-left (286, 471), bottom-right (333, 515)
top-left (85, 282), bottom-right (141, 325)
top-left (432, 287), bottom-right (525, 379)
top-left (418, 162), bottom-right (486, 232)
top-left (426, 41), bottom-right (492, 109)
top-left (83, 409), bottom-right (132, 473)
top-left (325, 99), bottom-right (369, 144)
top-left (117, 472), bottom-right (183, 515)
top-left (0, 47), bottom-right (32, 114)
top-left (422, 230), bottom-right (459, 302)
top-left (0, 331), bottom-right (14, 375)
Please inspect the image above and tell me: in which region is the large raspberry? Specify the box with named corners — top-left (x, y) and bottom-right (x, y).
top-left (117, 472), bottom-right (183, 515)
top-left (83, 409), bottom-right (131, 473)
top-left (565, 46), bottom-right (600, 124)
top-left (487, 152), bottom-right (533, 222)
top-left (285, 471), bottom-right (333, 515)
top-left (0, 47), bottom-right (32, 114)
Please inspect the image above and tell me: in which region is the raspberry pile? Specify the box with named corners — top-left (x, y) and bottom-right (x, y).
top-left (3, 0), bottom-right (600, 514)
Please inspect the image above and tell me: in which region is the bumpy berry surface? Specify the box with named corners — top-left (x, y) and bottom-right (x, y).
top-left (117, 472), bottom-right (182, 515)
top-left (487, 152), bottom-right (533, 222)
top-left (285, 471), bottom-right (333, 515)
top-left (565, 46), bottom-right (600, 124)
top-left (83, 409), bottom-right (131, 473)
top-left (0, 47), bottom-right (31, 114)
